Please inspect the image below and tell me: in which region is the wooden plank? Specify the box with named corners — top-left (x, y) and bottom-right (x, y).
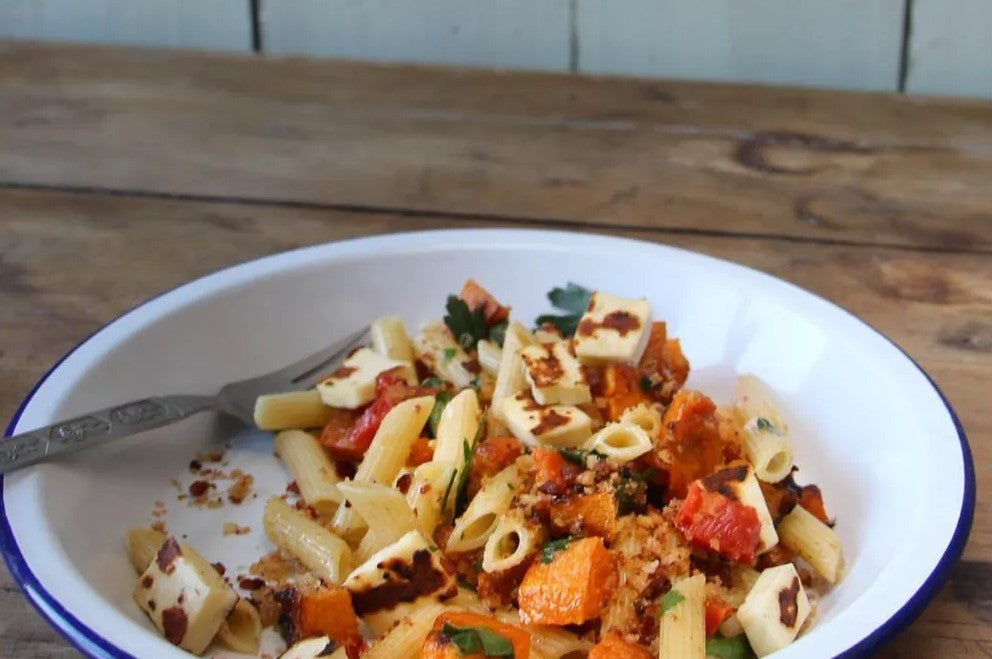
top-left (906, 0), bottom-right (992, 98)
top-left (0, 187), bottom-right (989, 657)
top-left (2, 44), bottom-right (991, 252)
top-left (576, 0), bottom-right (904, 91)
top-left (259, 0), bottom-right (570, 71)
top-left (0, 0), bottom-right (252, 51)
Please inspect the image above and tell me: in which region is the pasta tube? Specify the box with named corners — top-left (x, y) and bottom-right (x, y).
top-left (274, 429), bottom-right (342, 516)
top-left (657, 573), bottom-right (705, 659)
top-left (214, 598), bottom-right (261, 654)
top-left (253, 390), bottom-right (331, 431)
top-left (482, 509), bottom-right (543, 573)
top-left (263, 497), bottom-right (352, 584)
top-left (491, 321), bottom-right (533, 418)
top-left (589, 422), bottom-right (653, 462)
top-left (447, 463), bottom-right (518, 553)
top-left (778, 504), bottom-right (844, 583)
top-left (413, 322), bottom-right (477, 388)
top-left (734, 375), bottom-right (794, 482)
top-left (406, 460), bottom-right (458, 538)
top-left (476, 339), bottom-right (503, 377)
top-left (337, 481), bottom-right (418, 564)
top-left (332, 395), bottom-right (434, 537)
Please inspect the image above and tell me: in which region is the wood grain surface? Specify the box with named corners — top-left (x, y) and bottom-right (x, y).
top-left (0, 42), bottom-right (989, 658)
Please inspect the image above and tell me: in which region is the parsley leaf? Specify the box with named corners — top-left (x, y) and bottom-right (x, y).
top-left (453, 438), bottom-right (476, 517)
top-left (441, 623), bottom-right (514, 657)
top-left (540, 536), bottom-right (574, 564)
top-left (444, 295), bottom-right (488, 351)
top-left (705, 634), bottom-right (756, 659)
top-left (756, 417), bottom-right (780, 434)
top-left (429, 391), bottom-right (454, 437)
top-left (421, 376), bottom-right (446, 389)
top-left (443, 347), bottom-right (457, 362)
top-left (659, 589), bottom-right (685, 615)
top-left (534, 282), bottom-right (593, 337)
top-left (488, 320), bottom-right (508, 347)
top-left (439, 469), bottom-right (457, 517)
top-left (614, 468), bottom-right (656, 515)
top-left (557, 447), bottom-right (602, 466)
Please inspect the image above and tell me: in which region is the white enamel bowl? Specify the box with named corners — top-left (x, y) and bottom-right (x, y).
top-left (2, 229), bottom-right (974, 658)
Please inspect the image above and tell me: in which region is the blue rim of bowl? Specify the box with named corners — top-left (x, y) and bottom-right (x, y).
top-left (0, 240), bottom-right (976, 659)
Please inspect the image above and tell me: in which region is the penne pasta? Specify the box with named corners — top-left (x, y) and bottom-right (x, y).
top-left (734, 375), bottom-right (794, 483)
top-left (214, 598), bottom-right (261, 654)
top-left (433, 389), bottom-right (482, 467)
top-left (447, 462), bottom-right (519, 553)
top-left (778, 504), bottom-right (844, 584)
top-left (263, 496), bottom-right (352, 584)
top-left (495, 610), bottom-right (594, 658)
top-left (126, 527), bottom-right (166, 573)
top-left (406, 460), bottom-right (458, 538)
top-left (274, 429), bottom-right (342, 517)
top-left (482, 509), bottom-right (543, 573)
top-left (253, 389), bottom-right (332, 431)
top-left (491, 321), bottom-right (533, 418)
top-left (476, 338), bottom-right (503, 377)
top-left (332, 395), bottom-right (434, 537)
top-left (337, 481), bottom-right (419, 564)
top-left (619, 403), bottom-right (663, 438)
top-left (657, 573), bottom-right (706, 659)
top-left (370, 315), bottom-right (416, 364)
top-left (590, 421), bottom-right (654, 462)
top-left (363, 602), bottom-right (449, 659)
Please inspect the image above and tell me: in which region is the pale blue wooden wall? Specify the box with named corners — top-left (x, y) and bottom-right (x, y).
top-left (1, 0), bottom-right (990, 98)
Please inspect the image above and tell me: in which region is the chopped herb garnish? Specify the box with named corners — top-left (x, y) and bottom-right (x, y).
top-left (756, 417), bottom-right (779, 434)
top-left (441, 623), bottom-right (514, 657)
top-left (429, 391), bottom-right (454, 437)
top-left (705, 634), bottom-right (756, 659)
top-left (421, 376), bottom-right (446, 389)
top-left (557, 447), bottom-right (602, 466)
top-left (453, 438), bottom-right (476, 517)
top-left (488, 320), bottom-right (508, 348)
top-left (439, 469), bottom-right (457, 517)
top-left (534, 282), bottom-right (593, 337)
top-left (659, 589), bottom-right (685, 615)
top-left (443, 347), bottom-right (457, 362)
top-left (614, 468), bottom-right (655, 515)
top-left (540, 536), bottom-right (574, 564)
top-left (469, 377), bottom-right (481, 391)
top-left (639, 374), bottom-right (654, 392)
top-left (444, 295), bottom-right (488, 351)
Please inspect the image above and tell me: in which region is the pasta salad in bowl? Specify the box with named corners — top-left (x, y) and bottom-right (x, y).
top-left (1, 230), bottom-right (973, 659)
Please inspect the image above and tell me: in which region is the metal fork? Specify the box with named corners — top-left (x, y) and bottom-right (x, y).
top-left (0, 326), bottom-right (370, 475)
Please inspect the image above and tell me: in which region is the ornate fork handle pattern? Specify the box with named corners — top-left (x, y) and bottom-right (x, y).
top-left (1, 395), bottom-right (216, 475)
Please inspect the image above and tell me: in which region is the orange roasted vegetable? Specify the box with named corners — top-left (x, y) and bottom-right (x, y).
top-left (636, 322), bottom-right (690, 403)
top-left (600, 364), bottom-right (651, 421)
top-left (532, 447), bottom-right (582, 496)
top-left (468, 436), bottom-right (524, 499)
top-left (421, 611), bottom-right (530, 659)
top-left (588, 631), bottom-right (652, 659)
top-left (549, 491), bottom-right (619, 541)
top-left (407, 436), bottom-right (435, 467)
top-left (459, 279), bottom-right (511, 327)
top-left (518, 537), bottom-right (616, 625)
top-left (656, 389), bottom-right (725, 497)
top-left (705, 596), bottom-right (734, 636)
top-left (295, 586), bottom-right (363, 655)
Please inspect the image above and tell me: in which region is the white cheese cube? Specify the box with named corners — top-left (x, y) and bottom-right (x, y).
top-left (519, 340), bottom-right (591, 406)
top-left (701, 463), bottom-right (779, 554)
top-left (343, 530), bottom-right (456, 615)
top-left (133, 537), bottom-right (237, 654)
top-left (572, 291), bottom-right (650, 365)
top-left (317, 347), bottom-right (414, 409)
top-left (412, 322), bottom-right (479, 389)
top-left (738, 563), bottom-right (811, 657)
top-left (500, 392), bottom-right (592, 448)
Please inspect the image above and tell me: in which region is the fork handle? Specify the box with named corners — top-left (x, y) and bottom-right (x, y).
top-left (0, 395), bottom-right (217, 475)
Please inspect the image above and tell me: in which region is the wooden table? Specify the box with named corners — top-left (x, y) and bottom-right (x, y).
top-left (0, 41), bottom-right (989, 658)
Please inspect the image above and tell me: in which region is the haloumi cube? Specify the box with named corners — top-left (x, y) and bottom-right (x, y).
top-left (317, 347), bottom-right (414, 409)
top-left (412, 322), bottom-right (478, 389)
top-left (133, 537), bottom-right (238, 654)
top-left (519, 340), bottom-right (591, 406)
top-left (572, 291), bottom-right (650, 365)
top-left (701, 463), bottom-right (779, 554)
top-left (500, 392), bottom-right (592, 448)
top-left (738, 563), bottom-right (811, 657)
top-left (343, 530), bottom-right (456, 615)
